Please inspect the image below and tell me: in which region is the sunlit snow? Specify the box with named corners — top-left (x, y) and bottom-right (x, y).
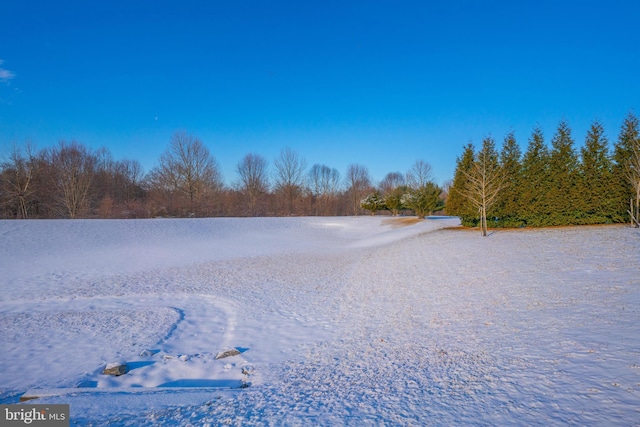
top-left (1, 217), bottom-right (639, 425)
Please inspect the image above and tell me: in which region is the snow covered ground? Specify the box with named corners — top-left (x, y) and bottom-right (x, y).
top-left (1, 216), bottom-right (639, 426)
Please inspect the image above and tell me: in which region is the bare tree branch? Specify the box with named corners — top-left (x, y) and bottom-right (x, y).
top-left (48, 141), bottom-right (96, 219)
top-left (456, 138), bottom-right (506, 236)
top-left (273, 147), bottom-right (307, 215)
top-left (147, 132), bottom-right (223, 216)
top-left (237, 153), bottom-right (269, 216)
top-left (1, 142), bottom-right (36, 218)
top-left (308, 164), bottom-right (340, 216)
top-left (345, 164), bottom-right (371, 215)
top-left (406, 159), bottom-right (433, 190)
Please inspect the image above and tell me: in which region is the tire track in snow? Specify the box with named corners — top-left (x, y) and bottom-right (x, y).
top-left (0, 294), bottom-right (243, 393)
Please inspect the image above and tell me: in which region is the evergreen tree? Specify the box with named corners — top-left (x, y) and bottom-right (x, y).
top-left (383, 184), bottom-right (408, 216)
top-left (548, 121), bottom-right (581, 224)
top-left (495, 132), bottom-right (523, 227)
top-left (520, 127), bottom-right (551, 226)
top-left (401, 182), bottom-right (441, 219)
top-left (360, 192), bottom-right (385, 215)
top-left (612, 112), bottom-right (640, 224)
top-left (580, 120), bottom-right (614, 223)
top-left (446, 143), bottom-right (477, 225)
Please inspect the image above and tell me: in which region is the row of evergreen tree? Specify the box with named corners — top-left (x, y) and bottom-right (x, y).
top-left (447, 113), bottom-right (640, 228)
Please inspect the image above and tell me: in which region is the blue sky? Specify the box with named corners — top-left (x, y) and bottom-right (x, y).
top-left (1, 1), bottom-right (639, 186)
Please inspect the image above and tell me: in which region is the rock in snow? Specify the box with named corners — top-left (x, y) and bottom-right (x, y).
top-left (215, 348), bottom-right (241, 360)
top-left (102, 362), bottom-right (128, 376)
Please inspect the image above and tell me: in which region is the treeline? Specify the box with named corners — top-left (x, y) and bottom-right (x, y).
top-left (0, 131), bottom-right (442, 219)
top-left (447, 113), bottom-right (640, 229)
top-left (4, 114), bottom-right (638, 224)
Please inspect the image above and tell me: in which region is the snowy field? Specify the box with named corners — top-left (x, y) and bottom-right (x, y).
top-left (1, 216), bottom-right (639, 426)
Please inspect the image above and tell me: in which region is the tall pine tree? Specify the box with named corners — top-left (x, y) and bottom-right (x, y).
top-left (548, 121), bottom-right (581, 225)
top-left (446, 143), bottom-right (477, 226)
top-left (580, 120), bottom-right (614, 223)
top-left (520, 127), bottom-right (551, 226)
top-left (495, 132), bottom-right (523, 227)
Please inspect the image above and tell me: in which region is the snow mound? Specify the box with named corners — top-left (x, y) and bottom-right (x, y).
top-left (0, 217), bottom-right (459, 300)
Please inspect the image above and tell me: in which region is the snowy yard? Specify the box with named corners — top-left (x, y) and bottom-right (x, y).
top-left (1, 217), bottom-right (639, 425)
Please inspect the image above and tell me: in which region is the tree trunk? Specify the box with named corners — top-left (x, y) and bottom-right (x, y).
top-left (18, 196), bottom-right (28, 219)
top-left (481, 205), bottom-right (488, 237)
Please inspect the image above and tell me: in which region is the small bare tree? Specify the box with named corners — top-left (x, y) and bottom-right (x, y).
top-left (1, 143), bottom-right (36, 218)
top-left (345, 163), bottom-right (371, 215)
top-left (48, 141), bottom-right (96, 219)
top-left (273, 147), bottom-right (307, 215)
top-left (308, 164), bottom-right (341, 215)
top-left (236, 153), bottom-right (269, 216)
top-left (457, 137), bottom-right (505, 236)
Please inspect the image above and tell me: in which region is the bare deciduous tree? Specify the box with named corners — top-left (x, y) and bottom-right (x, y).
top-left (345, 163), bottom-right (371, 215)
top-left (148, 132), bottom-right (223, 216)
top-left (236, 153), bottom-right (269, 216)
top-left (48, 141), bottom-right (96, 219)
top-left (406, 159), bottom-right (433, 189)
top-left (456, 137), bottom-right (505, 236)
top-left (93, 147), bottom-right (117, 217)
top-left (115, 159), bottom-right (144, 203)
top-left (308, 164), bottom-right (341, 216)
top-left (1, 143), bottom-right (37, 218)
top-left (95, 156), bottom-right (147, 218)
top-left (379, 172), bottom-right (405, 195)
top-left (273, 147), bottom-right (307, 215)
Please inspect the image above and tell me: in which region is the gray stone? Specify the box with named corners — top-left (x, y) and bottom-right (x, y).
top-left (215, 348), bottom-right (241, 360)
top-left (103, 362), bottom-right (128, 376)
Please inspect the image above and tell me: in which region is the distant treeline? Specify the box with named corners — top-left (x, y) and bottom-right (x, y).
top-left (2, 114), bottom-right (639, 225)
top-left (447, 113), bottom-right (640, 228)
top-left (0, 131), bottom-right (439, 219)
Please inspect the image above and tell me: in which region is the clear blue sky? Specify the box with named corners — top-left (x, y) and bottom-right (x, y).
top-left (1, 1), bottom-right (639, 186)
